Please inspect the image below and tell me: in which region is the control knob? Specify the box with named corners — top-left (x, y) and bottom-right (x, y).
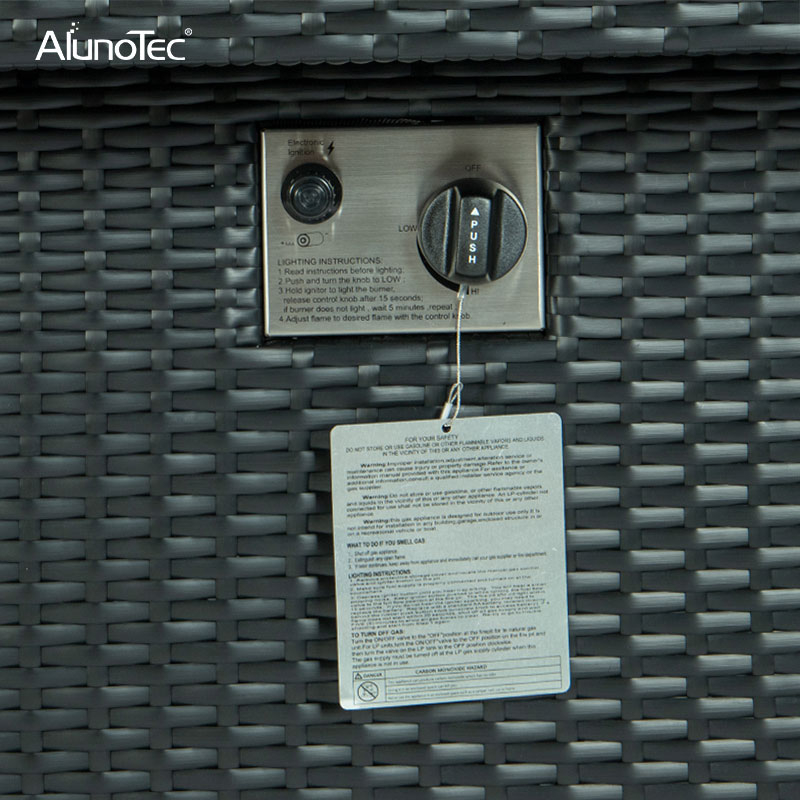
top-left (417, 179), bottom-right (527, 285)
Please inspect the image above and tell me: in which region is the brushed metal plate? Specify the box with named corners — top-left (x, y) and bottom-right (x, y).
top-left (261, 124), bottom-right (544, 336)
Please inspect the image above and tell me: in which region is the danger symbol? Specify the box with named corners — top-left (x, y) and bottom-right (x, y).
top-left (357, 681), bottom-right (379, 702)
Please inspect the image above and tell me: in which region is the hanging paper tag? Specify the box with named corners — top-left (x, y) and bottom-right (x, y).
top-left (330, 413), bottom-right (569, 709)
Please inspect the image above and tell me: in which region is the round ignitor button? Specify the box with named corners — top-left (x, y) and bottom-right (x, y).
top-left (417, 179), bottom-right (527, 285)
top-left (281, 162), bottom-right (342, 224)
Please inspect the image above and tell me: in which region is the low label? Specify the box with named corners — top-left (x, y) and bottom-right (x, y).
top-left (330, 413), bottom-right (569, 709)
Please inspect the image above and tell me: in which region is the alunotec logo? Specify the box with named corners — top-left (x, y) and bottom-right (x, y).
top-left (35, 20), bottom-right (188, 63)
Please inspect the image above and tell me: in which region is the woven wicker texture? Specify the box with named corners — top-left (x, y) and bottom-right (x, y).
top-left (3, 1), bottom-right (800, 67)
top-left (3, 58), bottom-right (800, 798)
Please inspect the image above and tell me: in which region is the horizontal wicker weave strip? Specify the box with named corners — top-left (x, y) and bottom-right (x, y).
top-left (1, 1), bottom-right (799, 67)
top-left (1, 56), bottom-right (800, 797)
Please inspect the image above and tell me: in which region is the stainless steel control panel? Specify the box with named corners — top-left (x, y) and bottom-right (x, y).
top-left (260, 124), bottom-right (544, 336)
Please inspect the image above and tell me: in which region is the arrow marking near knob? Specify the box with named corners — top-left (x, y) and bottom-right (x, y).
top-left (471, 207), bottom-right (480, 216)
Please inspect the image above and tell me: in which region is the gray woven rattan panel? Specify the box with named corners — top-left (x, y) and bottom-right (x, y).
top-left (3, 59), bottom-right (800, 798)
top-left (2, 2), bottom-right (800, 67)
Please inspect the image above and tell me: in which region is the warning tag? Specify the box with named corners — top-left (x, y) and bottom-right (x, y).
top-left (330, 413), bottom-right (569, 709)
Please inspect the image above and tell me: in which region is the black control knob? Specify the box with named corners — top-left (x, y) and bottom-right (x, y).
top-left (281, 163), bottom-right (342, 224)
top-left (417, 179), bottom-right (527, 285)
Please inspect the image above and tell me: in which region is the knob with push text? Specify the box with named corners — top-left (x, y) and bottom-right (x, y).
top-left (417, 179), bottom-right (527, 285)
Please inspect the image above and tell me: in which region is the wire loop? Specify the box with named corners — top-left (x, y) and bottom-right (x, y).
top-left (440, 285), bottom-right (467, 431)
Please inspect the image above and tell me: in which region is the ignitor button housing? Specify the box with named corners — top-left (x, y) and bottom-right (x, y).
top-left (281, 163), bottom-right (342, 224)
top-left (260, 123), bottom-right (544, 337)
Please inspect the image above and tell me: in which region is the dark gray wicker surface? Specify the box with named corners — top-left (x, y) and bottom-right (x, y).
top-left (2, 1), bottom-right (800, 68)
top-left (3, 56), bottom-right (800, 798)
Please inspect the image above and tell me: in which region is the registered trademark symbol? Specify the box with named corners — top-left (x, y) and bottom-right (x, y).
top-left (184, 28), bottom-right (192, 36)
